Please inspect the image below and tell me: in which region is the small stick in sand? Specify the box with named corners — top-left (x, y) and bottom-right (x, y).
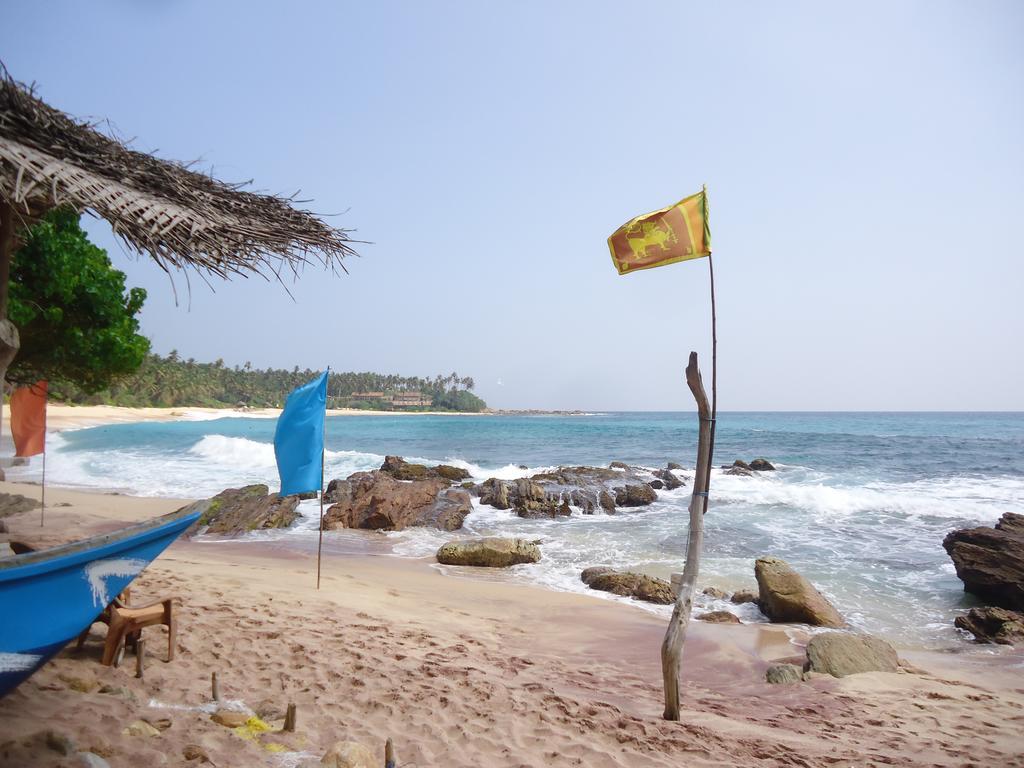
top-left (283, 702), bottom-right (296, 732)
top-left (385, 737), bottom-right (396, 768)
top-left (211, 671), bottom-right (220, 702)
top-left (135, 638), bottom-right (145, 679)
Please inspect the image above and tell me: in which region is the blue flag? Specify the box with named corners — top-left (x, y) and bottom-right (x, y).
top-left (274, 370), bottom-right (328, 496)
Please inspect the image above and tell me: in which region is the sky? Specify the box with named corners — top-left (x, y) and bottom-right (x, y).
top-left (2, 1), bottom-right (1022, 411)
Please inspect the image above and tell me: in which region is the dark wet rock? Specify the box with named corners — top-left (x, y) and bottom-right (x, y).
top-left (183, 485), bottom-right (300, 536)
top-left (765, 664), bottom-right (803, 684)
top-left (0, 492), bottom-right (41, 518)
top-left (615, 484), bottom-right (657, 507)
top-left (599, 491), bottom-right (616, 512)
top-left (730, 588), bottom-right (760, 606)
top-left (954, 607), bottom-right (1024, 645)
top-left (648, 479), bottom-right (664, 490)
top-left (804, 632), bottom-right (899, 677)
top-left (437, 537), bottom-right (541, 567)
top-left (754, 557), bottom-right (844, 627)
top-left (586, 571), bottom-right (674, 605)
top-left (653, 467), bottom-right (685, 490)
top-left (435, 464), bottom-right (472, 482)
top-left (749, 458), bottom-right (776, 471)
top-left (667, 462), bottom-right (683, 471)
top-left (290, 490), bottom-right (318, 501)
top-left (580, 566), bottom-right (615, 585)
top-left (723, 460), bottom-right (751, 471)
top-left (943, 512), bottom-right (1024, 611)
top-left (724, 466), bottom-right (754, 477)
top-left (697, 610), bottom-right (741, 624)
top-left (570, 489), bottom-right (596, 514)
top-left (323, 472), bottom-right (471, 531)
top-left (609, 461), bottom-right (631, 470)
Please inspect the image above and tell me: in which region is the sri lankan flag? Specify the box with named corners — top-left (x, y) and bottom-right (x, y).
top-left (608, 187), bottom-right (711, 275)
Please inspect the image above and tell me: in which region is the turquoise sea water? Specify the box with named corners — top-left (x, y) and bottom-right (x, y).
top-left (18, 411), bottom-right (1024, 649)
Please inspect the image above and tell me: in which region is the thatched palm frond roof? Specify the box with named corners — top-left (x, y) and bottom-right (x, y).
top-left (0, 72), bottom-right (357, 279)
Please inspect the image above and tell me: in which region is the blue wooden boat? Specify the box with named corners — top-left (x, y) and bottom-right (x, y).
top-left (0, 506), bottom-right (200, 698)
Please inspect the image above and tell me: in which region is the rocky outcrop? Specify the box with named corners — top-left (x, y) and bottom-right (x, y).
top-left (754, 557), bottom-right (844, 627)
top-left (437, 537), bottom-right (541, 567)
top-left (954, 607), bottom-right (1024, 645)
top-left (804, 632), bottom-right (899, 677)
top-left (585, 570), bottom-right (674, 605)
top-left (323, 472), bottom-right (471, 531)
top-left (380, 455), bottom-right (471, 482)
top-left (702, 586), bottom-right (728, 599)
top-left (475, 465), bottom-right (661, 517)
top-left (749, 458), bottom-right (776, 471)
top-left (653, 466), bottom-right (685, 490)
top-left (0, 492), bottom-right (40, 518)
top-left (942, 513), bottom-right (1024, 611)
top-left (184, 485), bottom-right (300, 535)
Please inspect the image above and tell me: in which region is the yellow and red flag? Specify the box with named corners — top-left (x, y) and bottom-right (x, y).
top-left (10, 380), bottom-right (47, 457)
top-left (608, 188), bottom-right (711, 275)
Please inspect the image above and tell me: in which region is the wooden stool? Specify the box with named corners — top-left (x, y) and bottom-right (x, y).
top-left (77, 589), bottom-right (177, 667)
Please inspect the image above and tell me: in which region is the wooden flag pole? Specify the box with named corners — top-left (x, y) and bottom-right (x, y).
top-left (703, 251), bottom-right (718, 512)
top-left (40, 383), bottom-right (47, 527)
top-left (315, 368), bottom-right (329, 590)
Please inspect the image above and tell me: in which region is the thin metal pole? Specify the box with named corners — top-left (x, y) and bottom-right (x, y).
top-left (702, 253), bottom-right (717, 515)
top-left (316, 368), bottom-right (328, 590)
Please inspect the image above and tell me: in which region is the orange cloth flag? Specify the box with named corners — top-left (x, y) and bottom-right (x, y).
top-left (10, 380), bottom-right (47, 457)
top-left (608, 188), bottom-right (711, 275)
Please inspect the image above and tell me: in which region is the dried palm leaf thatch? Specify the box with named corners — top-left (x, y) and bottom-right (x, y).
top-left (0, 70), bottom-right (357, 280)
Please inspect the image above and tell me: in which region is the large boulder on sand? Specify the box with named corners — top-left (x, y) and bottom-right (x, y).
top-left (943, 513), bottom-right (1024, 611)
top-left (804, 632), bottom-right (900, 677)
top-left (954, 606), bottom-right (1024, 645)
top-left (184, 485), bottom-right (300, 535)
top-left (437, 537), bottom-right (541, 567)
top-left (320, 741), bottom-right (375, 768)
top-left (585, 570), bottom-right (674, 605)
top-left (754, 557), bottom-right (844, 627)
top-left (323, 472), bottom-right (472, 531)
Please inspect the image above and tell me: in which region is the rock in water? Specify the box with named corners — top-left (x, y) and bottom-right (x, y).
top-left (323, 472), bottom-right (472, 531)
top-left (804, 632), bottom-right (900, 677)
top-left (183, 485), bottom-right (299, 535)
top-left (702, 586), bottom-right (728, 599)
top-left (437, 537), bottom-right (541, 567)
top-left (730, 589), bottom-right (760, 605)
top-left (697, 610), bottom-right (741, 624)
top-left (615, 484), bottom-right (657, 507)
top-left (580, 566), bottom-right (615, 585)
top-left (321, 741), bottom-right (376, 768)
top-left (754, 557), bottom-right (844, 627)
top-left (954, 606), bottom-right (1024, 645)
top-left (765, 664), bottom-right (802, 684)
top-left (749, 458), bottom-right (776, 471)
top-left (942, 512), bottom-right (1024, 611)
top-left (586, 571), bottom-right (674, 605)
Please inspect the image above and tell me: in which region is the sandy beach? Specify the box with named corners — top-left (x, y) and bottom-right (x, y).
top-left (1, 405), bottom-right (491, 435)
top-left (1, 473), bottom-right (1023, 768)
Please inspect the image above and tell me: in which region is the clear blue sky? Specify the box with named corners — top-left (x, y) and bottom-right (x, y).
top-left (3, 1), bottom-right (1022, 410)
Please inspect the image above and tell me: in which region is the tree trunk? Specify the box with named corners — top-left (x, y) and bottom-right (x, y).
top-left (660, 351), bottom-right (711, 721)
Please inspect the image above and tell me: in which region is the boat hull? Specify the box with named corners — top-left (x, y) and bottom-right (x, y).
top-left (0, 508), bottom-right (200, 698)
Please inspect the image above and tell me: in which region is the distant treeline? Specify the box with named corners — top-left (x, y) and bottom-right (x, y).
top-left (59, 352), bottom-right (488, 412)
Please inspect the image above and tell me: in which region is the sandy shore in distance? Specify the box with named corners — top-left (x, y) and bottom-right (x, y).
top-left (2, 404), bottom-right (489, 434)
top-left (1, 480), bottom-right (1023, 767)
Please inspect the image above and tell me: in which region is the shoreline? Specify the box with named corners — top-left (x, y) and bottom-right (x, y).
top-left (1, 483), bottom-right (1023, 765)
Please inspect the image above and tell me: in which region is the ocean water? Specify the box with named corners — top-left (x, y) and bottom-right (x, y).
top-left (11, 411), bottom-right (1024, 649)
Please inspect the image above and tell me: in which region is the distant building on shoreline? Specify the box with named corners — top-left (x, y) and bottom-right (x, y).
top-left (348, 391), bottom-right (433, 409)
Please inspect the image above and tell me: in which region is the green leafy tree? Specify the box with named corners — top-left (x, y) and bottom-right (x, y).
top-left (8, 207), bottom-right (149, 393)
